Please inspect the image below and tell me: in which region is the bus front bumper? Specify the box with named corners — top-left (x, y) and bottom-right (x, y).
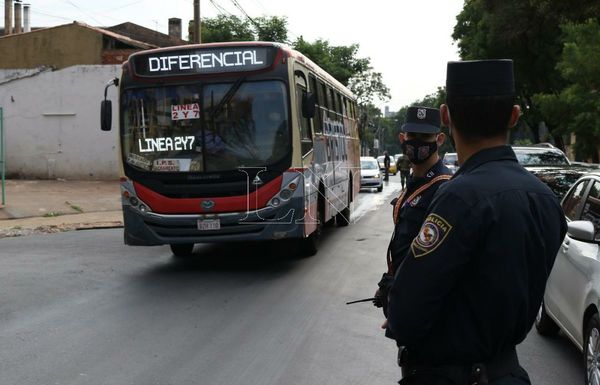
top-left (123, 197), bottom-right (305, 246)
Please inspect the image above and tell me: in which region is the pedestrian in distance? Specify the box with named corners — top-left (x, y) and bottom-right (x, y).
top-left (396, 154), bottom-right (411, 190)
top-left (373, 106), bottom-right (452, 326)
top-left (384, 60), bottom-right (567, 385)
top-left (383, 151), bottom-right (391, 181)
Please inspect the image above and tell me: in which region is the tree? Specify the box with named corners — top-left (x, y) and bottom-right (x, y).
top-left (254, 16), bottom-right (288, 42)
top-left (534, 19), bottom-right (600, 161)
top-left (293, 37), bottom-right (390, 105)
top-left (452, 0), bottom-right (600, 149)
top-left (199, 15), bottom-right (254, 43)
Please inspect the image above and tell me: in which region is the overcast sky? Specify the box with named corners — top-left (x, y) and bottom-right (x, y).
top-left (22, 0), bottom-right (465, 112)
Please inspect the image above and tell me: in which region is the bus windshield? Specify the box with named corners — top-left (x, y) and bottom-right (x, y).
top-left (121, 80), bottom-right (289, 173)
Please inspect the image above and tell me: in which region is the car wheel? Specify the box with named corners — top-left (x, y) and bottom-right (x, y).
top-left (585, 313), bottom-right (600, 385)
top-left (535, 301), bottom-right (560, 336)
top-left (170, 243), bottom-right (194, 257)
top-left (377, 185), bottom-right (383, 192)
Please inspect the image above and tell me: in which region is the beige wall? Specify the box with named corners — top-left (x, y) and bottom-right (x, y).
top-left (0, 24), bottom-right (103, 69)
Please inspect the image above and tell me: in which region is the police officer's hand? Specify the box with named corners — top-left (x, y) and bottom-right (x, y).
top-left (373, 273), bottom-right (394, 317)
top-left (381, 319), bottom-right (388, 329)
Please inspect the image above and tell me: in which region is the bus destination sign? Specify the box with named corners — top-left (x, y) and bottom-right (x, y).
top-left (133, 47), bottom-right (275, 77)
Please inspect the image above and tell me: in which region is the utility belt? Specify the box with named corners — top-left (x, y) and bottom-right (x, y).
top-left (398, 346), bottom-right (520, 385)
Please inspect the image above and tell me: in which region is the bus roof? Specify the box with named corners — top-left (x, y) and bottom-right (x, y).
top-left (125, 41), bottom-right (355, 100)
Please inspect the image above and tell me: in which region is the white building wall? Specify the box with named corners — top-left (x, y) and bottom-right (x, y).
top-left (0, 65), bottom-right (121, 179)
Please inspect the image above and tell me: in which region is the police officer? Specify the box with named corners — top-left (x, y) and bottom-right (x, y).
top-left (385, 60), bottom-right (567, 385)
top-left (383, 151), bottom-right (392, 181)
top-left (373, 106), bottom-right (452, 317)
top-left (396, 154), bottom-right (411, 190)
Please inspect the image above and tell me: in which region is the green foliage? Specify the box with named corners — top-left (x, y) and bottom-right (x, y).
top-left (452, 0), bottom-right (600, 150)
top-left (293, 37), bottom-right (368, 85)
top-left (198, 15), bottom-right (288, 43)
top-left (514, 138), bottom-right (534, 146)
top-left (534, 19), bottom-right (600, 160)
top-left (200, 15), bottom-right (254, 43)
top-left (293, 37), bottom-right (390, 105)
top-left (254, 16), bottom-right (288, 42)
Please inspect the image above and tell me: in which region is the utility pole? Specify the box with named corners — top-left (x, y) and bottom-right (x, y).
top-left (193, 0), bottom-right (201, 43)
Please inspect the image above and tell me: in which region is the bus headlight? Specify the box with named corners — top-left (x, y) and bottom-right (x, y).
top-left (279, 189), bottom-right (292, 200)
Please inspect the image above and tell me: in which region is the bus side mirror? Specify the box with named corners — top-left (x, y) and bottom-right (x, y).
top-left (101, 77), bottom-right (119, 131)
top-left (302, 92), bottom-right (316, 118)
top-left (101, 100), bottom-right (112, 131)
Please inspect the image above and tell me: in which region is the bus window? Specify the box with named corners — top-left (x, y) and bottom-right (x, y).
top-left (320, 82), bottom-right (329, 109)
top-left (295, 72), bottom-right (313, 156)
top-left (327, 87), bottom-right (335, 113)
top-left (310, 74), bottom-right (323, 134)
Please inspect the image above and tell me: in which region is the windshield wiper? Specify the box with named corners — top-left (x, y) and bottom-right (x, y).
top-left (210, 77), bottom-right (246, 120)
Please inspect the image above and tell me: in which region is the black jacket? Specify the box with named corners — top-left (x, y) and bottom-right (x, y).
top-left (387, 145), bottom-right (567, 365)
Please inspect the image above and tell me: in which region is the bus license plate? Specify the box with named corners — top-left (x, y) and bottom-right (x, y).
top-left (197, 219), bottom-right (220, 231)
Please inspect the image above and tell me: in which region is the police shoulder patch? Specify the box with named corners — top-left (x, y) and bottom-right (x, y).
top-left (411, 213), bottom-right (452, 258)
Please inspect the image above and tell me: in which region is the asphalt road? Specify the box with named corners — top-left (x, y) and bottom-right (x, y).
top-left (0, 180), bottom-right (585, 385)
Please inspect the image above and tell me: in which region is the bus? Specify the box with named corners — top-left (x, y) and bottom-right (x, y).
top-left (100, 42), bottom-right (361, 256)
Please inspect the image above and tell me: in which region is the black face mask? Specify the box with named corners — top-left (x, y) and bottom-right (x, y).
top-left (401, 138), bottom-right (438, 165)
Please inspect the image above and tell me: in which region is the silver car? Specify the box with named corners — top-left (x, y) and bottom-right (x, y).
top-left (360, 156), bottom-right (383, 192)
top-left (536, 172), bottom-right (600, 385)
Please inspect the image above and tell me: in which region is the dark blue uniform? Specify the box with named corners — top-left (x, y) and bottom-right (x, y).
top-left (387, 146), bottom-right (567, 383)
top-left (388, 159), bottom-right (452, 274)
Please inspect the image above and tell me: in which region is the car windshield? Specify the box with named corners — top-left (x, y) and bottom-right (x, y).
top-left (514, 150), bottom-right (569, 166)
top-left (444, 154), bottom-right (457, 164)
top-left (121, 80), bottom-right (289, 173)
top-left (361, 160), bottom-right (379, 170)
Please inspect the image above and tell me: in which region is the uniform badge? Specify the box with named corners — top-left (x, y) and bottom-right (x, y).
top-left (411, 214), bottom-right (452, 258)
top-left (417, 108), bottom-right (427, 119)
top-left (409, 195), bottom-right (421, 207)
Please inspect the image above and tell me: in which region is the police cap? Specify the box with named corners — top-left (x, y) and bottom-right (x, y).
top-left (401, 106), bottom-right (441, 134)
top-left (446, 59), bottom-right (515, 98)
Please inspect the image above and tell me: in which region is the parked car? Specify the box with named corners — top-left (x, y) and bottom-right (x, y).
top-left (442, 152), bottom-right (459, 174)
top-left (377, 155), bottom-right (397, 175)
top-left (535, 171), bottom-right (600, 385)
top-left (360, 156), bottom-right (383, 192)
top-left (512, 146), bottom-right (594, 199)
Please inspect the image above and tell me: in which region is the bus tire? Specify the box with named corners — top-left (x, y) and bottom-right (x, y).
top-left (299, 200), bottom-right (324, 257)
top-left (170, 243), bottom-right (194, 257)
top-left (336, 183), bottom-right (352, 227)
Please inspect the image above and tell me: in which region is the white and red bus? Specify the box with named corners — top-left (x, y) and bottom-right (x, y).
top-left (101, 42), bottom-right (360, 256)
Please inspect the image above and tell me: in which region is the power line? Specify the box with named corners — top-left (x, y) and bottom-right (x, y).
top-left (229, 0), bottom-right (261, 30)
top-left (63, 0), bottom-right (104, 25)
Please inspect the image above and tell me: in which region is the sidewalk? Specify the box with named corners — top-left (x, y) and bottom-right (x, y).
top-left (0, 179), bottom-right (122, 237)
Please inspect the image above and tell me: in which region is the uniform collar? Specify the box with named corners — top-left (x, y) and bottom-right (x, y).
top-left (409, 159), bottom-right (446, 186)
top-left (454, 145), bottom-right (517, 176)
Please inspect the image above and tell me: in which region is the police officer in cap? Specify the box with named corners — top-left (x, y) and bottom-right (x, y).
top-left (385, 60), bottom-right (567, 385)
top-left (374, 106), bottom-right (452, 315)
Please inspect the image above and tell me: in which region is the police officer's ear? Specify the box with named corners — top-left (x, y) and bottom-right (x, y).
top-left (508, 105), bottom-right (521, 128)
top-left (436, 132), bottom-right (446, 146)
top-left (440, 104), bottom-right (451, 127)
top-left (398, 132), bottom-right (406, 143)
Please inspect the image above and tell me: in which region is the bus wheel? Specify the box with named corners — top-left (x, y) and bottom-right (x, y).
top-left (336, 186), bottom-right (352, 227)
top-left (170, 243), bottom-right (194, 257)
top-left (299, 203), bottom-right (324, 257)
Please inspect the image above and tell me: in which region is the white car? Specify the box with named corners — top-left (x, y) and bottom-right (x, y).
top-left (536, 172), bottom-right (600, 385)
top-left (360, 156), bottom-right (383, 192)
top-left (442, 152), bottom-right (459, 174)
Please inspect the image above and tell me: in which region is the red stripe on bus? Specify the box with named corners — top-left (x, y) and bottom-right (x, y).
top-left (133, 176), bottom-right (283, 214)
